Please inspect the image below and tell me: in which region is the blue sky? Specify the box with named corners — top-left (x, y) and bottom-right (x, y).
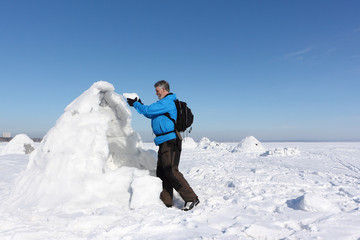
top-left (1, 0), bottom-right (359, 142)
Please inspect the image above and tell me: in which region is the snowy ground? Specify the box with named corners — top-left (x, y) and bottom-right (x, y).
top-left (0, 141), bottom-right (359, 239)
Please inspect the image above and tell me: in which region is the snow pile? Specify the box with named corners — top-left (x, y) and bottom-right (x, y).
top-left (182, 137), bottom-right (198, 149)
top-left (1, 134), bottom-right (35, 155)
top-left (287, 193), bottom-right (340, 213)
top-left (232, 136), bottom-right (266, 154)
top-left (198, 137), bottom-right (230, 151)
top-left (262, 147), bottom-right (300, 157)
top-left (5, 81), bottom-right (161, 213)
top-left (198, 137), bottom-right (211, 148)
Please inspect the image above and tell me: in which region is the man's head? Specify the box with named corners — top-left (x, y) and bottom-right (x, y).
top-left (154, 80), bottom-right (170, 99)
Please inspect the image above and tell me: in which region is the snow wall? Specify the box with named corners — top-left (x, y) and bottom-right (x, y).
top-left (5, 81), bottom-right (162, 213)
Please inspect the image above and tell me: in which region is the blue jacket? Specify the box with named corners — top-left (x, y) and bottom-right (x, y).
top-left (133, 93), bottom-right (177, 146)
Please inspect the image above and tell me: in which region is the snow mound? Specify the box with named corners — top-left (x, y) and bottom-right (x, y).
top-left (245, 224), bottom-right (292, 239)
top-left (198, 137), bottom-right (230, 150)
top-left (6, 81), bottom-right (161, 213)
top-left (261, 147), bottom-right (300, 157)
top-left (182, 137), bottom-right (198, 149)
top-left (287, 193), bottom-right (340, 213)
top-left (1, 134), bottom-right (35, 155)
top-left (232, 136), bottom-right (266, 154)
top-left (198, 137), bottom-right (211, 148)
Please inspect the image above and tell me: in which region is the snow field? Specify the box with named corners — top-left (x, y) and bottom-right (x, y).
top-left (178, 142), bottom-right (360, 239)
top-left (1, 141), bottom-right (360, 239)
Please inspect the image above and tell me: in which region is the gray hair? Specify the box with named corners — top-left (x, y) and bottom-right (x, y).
top-left (154, 80), bottom-right (170, 92)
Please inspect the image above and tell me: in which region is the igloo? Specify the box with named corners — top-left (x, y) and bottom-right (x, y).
top-left (1, 134), bottom-right (35, 155)
top-left (232, 136), bottom-right (266, 154)
top-left (6, 81), bottom-right (162, 212)
top-left (28, 81), bottom-right (156, 173)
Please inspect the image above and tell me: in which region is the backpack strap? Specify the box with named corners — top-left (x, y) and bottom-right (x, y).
top-left (164, 112), bottom-right (176, 126)
top-left (155, 130), bottom-right (175, 137)
top-left (156, 112), bottom-right (176, 137)
top-left (155, 128), bottom-right (182, 141)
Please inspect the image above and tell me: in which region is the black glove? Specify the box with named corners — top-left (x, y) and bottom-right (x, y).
top-left (127, 98), bottom-right (137, 107)
top-left (138, 98), bottom-right (143, 105)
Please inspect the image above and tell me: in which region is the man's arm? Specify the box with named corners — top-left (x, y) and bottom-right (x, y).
top-left (133, 100), bottom-right (170, 117)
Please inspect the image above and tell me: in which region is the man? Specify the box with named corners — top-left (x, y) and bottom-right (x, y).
top-left (127, 80), bottom-right (199, 211)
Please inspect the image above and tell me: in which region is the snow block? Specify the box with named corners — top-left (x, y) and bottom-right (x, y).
top-left (129, 174), bottom-right (163, 209)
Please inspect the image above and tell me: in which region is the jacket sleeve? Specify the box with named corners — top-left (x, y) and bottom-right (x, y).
top-left (133, 100), bottom-right (170, 118)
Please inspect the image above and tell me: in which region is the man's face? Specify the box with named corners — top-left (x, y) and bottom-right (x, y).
top-left (155, 87), bottom-right (168, 100)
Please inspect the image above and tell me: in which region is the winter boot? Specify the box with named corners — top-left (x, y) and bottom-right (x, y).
top-left (182, 197), bottom-right (200, 211)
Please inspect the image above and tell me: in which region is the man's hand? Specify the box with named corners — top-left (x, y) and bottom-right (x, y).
top-left (127, 97), bottom-right (137, 107)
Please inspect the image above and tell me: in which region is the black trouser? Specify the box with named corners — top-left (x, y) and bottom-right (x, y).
top-left (157, 138), bottom-right (197, 207)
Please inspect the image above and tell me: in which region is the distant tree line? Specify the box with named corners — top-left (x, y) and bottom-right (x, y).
top-left (0, 137), bottom-right (42, 143)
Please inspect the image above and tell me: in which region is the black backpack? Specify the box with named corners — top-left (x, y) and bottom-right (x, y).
top-left (165, 99), bottom-right (194, 133)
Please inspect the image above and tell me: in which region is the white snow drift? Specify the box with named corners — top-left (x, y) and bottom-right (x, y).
top-left (198, 137), bottom-right (232, 151)
top-left (183, 136), bottom-right (300, 157)
top-left (182, 137), bottom-right (198, 149)
top-left (262, 147), bottom-right (301, 156)
top-left (5, 81), bottom-right (161, 213)
top-left (1, 134), bottom-right (35, 155)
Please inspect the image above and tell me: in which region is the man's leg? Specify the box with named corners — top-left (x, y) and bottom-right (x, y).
top-left (168, 139), bottom-right (197, 202)
top-left (157, 143), bottom-right (174, 207)
top-left (159, 180), bottom-right (173, 207)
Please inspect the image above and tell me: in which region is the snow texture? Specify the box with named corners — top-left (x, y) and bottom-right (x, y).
top-left (123, 92), bottom-right (140, 100)
top-left (1, 140), bottom-right (359, 239)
